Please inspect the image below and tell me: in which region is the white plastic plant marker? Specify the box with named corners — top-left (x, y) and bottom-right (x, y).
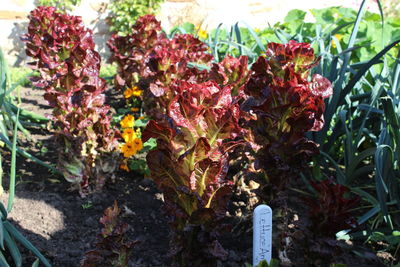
top-left (253, 204), bottom-right (272, 266)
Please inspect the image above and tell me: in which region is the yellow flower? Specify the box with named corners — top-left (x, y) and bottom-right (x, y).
top-left (133, 138), bottom-right (143, 152)
top-left (131, 107), bottom-right (140, 112)
top-left (124, 86), bottom-right (143, 98)
top-left (122, 128), bottom-right (137, 143)
top-left (198, 28), bottom-right (208, 39)
top-left (119, 138), bottom-right (143, 158)
top-left (132, 87), bottom-right (143, 97)
top-left (120, 163), bottom-right (129, 171)
top-left (120, 142), bottom-right (137, 158)
top-left (331, 34), bottom-right (343, 49)
top-left (254, 28), bottom-right (260, 33)
top-left (120, 114), bottom-right (135, 128)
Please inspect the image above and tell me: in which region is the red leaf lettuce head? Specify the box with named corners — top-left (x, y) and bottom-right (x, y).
top-left (303, 180), bottom-right (360, 237)
top-left (81, 201), bottom-right (138, 267)
top-left (266, 40), bottom-right (318, 78)
top-left (242, 40), bottom-right (333, 185)
top-left (23, 6), bottom-right (120, 194)
top-left (209, 55), bottom-right (250, 96)
top-left (169, 81), bottom-right (242, 145)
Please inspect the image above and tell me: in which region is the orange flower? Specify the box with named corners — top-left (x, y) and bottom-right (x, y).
top-left (131, 107), bottom-right (140, 112)
top-left (120, 163), bottom-right (129, 171)
top-left (124, 88), bottom-right (134, 99)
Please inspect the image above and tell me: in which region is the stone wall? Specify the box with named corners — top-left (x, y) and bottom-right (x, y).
top-left (0, 0), bottom-right (377, 66)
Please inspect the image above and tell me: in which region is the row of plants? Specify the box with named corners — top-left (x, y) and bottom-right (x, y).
top-left (1, 0), bottom-right (399, 266)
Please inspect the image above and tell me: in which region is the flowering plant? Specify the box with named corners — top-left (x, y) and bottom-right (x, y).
top-left (143, 81), bottom-right (243, 264)
top-left (22, 6), bottom-right (119, 194)
top-left (119, 114), bottom-right (143, 171)
top-left (243, 41), bottom-right (332, 187)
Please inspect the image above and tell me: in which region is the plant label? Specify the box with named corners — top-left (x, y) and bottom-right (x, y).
top-left (253, 204), bottom-right (272, 266)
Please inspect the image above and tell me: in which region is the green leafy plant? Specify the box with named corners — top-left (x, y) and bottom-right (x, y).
top-left (99, 64), bottom-right (117, 85)
top-left (245, 259), bottom-right (280, 267)
top-left (107, 0), bottom-right (165, 36)
top-left (35, 0), bottom-right (80, 12)
top-left (9, 67), bottom-right (37, 88)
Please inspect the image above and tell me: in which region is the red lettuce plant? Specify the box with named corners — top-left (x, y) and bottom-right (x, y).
top-left (81, 201), bottom-right (137, 267)
top-left (243, 41), bottom-right (332, 188)
top-left (209, 55), bottom-right (250, 96)
top-left (142, 81), bottom-right (243, 265)
top-left (107, 15), bottom-right (213, 119)
top-left (303, 180), bottom-right (360, 237)
top-left (22, 6), bottom-right (119, 194)
top-left (107, 14), bottom-right (167, 92)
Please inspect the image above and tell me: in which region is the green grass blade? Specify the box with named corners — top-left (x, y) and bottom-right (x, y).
top-left (346, 147), bottom-right (376, 183)
top-left (241, 21), bottom-right (266, 52)
top-left (3, 230), bottom-right (22, 267)
top-left (218, 40), bottom-right (256, 57)
top-left (274, 28), bottom-right (289, 43)
top-left (212, 23), bottom-right (223, 61)
top-left (338, 39), bottom-right (400, 106)
top-left (375, 140), bottom-right (393, 228)
top-left (3, 222), bottom-right (51, 267)
top-left (0, 219), bottom-right (4, 251)
top-left (0, 49), bottom-right (8, 108)
top-left (7, 108), bottom-right (19, 213)
top-left (0, 251), bottom-right (10, 267)
top-left (4, 103), bottom-right (30, 139)
top-left (319, 0), bottom-right (368, 143)
top-left (0, 154), bottom-right (2, 198)
top-left (393, 49), bottom-right (400, 94)
top-left (233, 23), bottom-right (243, 55)
top-left (352, 187), bottom-right (379, 206)
top-left (320, 151), bottom-right (346, 184)
top-left (329, 21), bottom-right (355, 36)
top-left (381, 91), bottom-right (400, 168)
top-left (357, 205), bottom-right (381, 225)
top-left (375, 0), bottom-right (385, 49)
top-left (32, 258), bottom-right (40, 267)
top-left (0, 133), bottom-right (60, 175)
top-left (9, 104), bottom-right (49, 123)
top-left (0, 204), bottom-right (7, 220)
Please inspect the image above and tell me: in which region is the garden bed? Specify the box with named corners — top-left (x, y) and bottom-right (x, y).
top-left (0, 86), bottom-right (388, 267)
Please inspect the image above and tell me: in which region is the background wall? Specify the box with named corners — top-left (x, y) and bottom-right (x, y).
top-left (0, 0), bottom-right (378, 66)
